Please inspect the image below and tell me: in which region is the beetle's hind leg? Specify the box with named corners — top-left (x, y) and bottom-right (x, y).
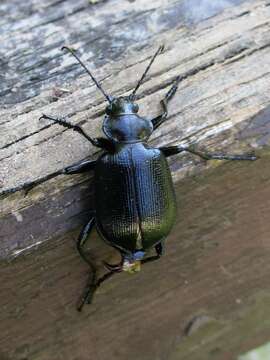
top-left (76, 217), bottom-right (99, 311)
top-left (141, 242), bottom-right (163, 264)
top-left (78, 266), bottom-right (121, 311)
top-left (77, 218), bottom-right (124, 311)
top-left (159, 145), bottom-right (257, 161)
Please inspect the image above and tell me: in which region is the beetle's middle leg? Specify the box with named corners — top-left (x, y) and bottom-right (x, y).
top-left (63, 159), bottom-right (97, 174)
top-left (160, 145), bottom-right (257, 161)
top-left (151, 78), bottom-right (180, 131)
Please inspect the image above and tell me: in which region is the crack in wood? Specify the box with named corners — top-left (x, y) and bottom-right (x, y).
top-left (224, 42), bottom-right (270, 65)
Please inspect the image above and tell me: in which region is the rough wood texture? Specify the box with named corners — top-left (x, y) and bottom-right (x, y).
top-left (1, 0), bottom-right (270, 359)
top-left (1, 156), bottom-right (270, 360)
top-left (1, 0), bottom-right (270, 258)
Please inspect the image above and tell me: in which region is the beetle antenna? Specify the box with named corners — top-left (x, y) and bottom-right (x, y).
top-left (130, 45), bottom-right (164, 100)
top-left (62, 46), bottom-right (112, 103)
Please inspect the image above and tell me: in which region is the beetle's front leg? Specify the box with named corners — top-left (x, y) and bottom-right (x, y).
top-left (160, 145), bottom-right (257, 161)
top-left (40, 114), bottom-right (104, 148)
top-left (151, 79), bottom-right (179, 130)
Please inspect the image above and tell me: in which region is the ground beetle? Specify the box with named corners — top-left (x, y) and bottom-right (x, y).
top-left (40, 46), bottom-right (256, 311)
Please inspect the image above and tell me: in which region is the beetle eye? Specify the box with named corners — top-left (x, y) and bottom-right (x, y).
top-left (106, 103), bottom-right (114, 114)
top-left (133, 103), bottom-right (139, 113)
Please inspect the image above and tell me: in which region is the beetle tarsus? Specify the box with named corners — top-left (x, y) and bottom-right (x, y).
top-left (76, 218), bottom-right (99, 311)
top-left (77, 281), bottom-right (97, 311)
top-left (40, 113), bottom-right (102, 147)
top-left (160, 145), bottom-right (257, 161)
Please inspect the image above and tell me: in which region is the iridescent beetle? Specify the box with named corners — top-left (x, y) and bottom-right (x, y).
top-left (40, 46), bottom-right (256, 310)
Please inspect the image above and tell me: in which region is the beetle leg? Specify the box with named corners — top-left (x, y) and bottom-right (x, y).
top-left (78, 268), bottom-right (122, 311)
top-left (141, 243), bottom-right (163, 264)
top-left (151, 79), bottom-right (179, 130)
top-left (63, 159), bottom-right (97, 174)
top-left (103, 258), bottom-right (123, 272)
top-left (77, 220), bottom-right (124, 310)
top-left (77, 217), bottom-right (98, 311)
top-left (80, 264), bottom-right (123, 309)
top-left (95, 269), bottom-right (121, 287)
top-left (160, 145), bottom-right (257, 161)
top-left (6, 159), bottom-right (96, 196)
top-left (39, 114), bottom-right (103, 148)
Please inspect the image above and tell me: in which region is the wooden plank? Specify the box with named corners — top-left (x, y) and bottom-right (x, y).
top-left (1, 0), bottom-right (270, 258)
top-left (1, 154), bottom-right (270, 360)
top-left (1, 1), bottom-right (270, 358)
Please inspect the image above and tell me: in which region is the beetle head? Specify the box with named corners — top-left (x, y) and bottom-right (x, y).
top-left (105, 96), bottom-right (139, 116)
top-left (103, 99), bottom-right (153, 143)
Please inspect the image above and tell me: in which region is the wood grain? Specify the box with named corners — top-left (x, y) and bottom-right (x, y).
top-left (1, 155), bottom-right (270, 360)
top-left (1, 0), bottom-right (270, 359)
top-left (1, 0), bottom-right (270, 258)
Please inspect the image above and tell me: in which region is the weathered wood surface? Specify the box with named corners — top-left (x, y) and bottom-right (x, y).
top-left (1, 0), bottom-right (270, 359)
top-left (1, 156), bottom-right (270, 360)
top-left (1, 0), bottom-right (270, 258)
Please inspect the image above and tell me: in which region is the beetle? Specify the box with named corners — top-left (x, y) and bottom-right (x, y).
top-left (40, 45), bottom-right (256, 311)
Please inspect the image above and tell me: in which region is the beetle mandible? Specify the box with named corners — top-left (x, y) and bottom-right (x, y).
top-left (40, 45), bottom-right (256, 311)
